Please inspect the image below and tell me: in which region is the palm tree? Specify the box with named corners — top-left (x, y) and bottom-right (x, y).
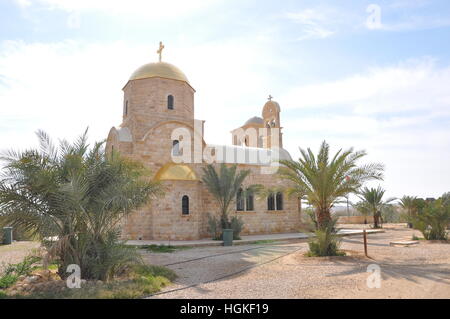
top-left (358, 186), bottom-right (396, 228)
top-left (201, 164), bottom-right (257, 229)
top-left (278, 140), bottom-right (384, 229)
top-left (399, 195), bottom-right (418, 227)
top-left (0, 129), bottom-right (162, 281)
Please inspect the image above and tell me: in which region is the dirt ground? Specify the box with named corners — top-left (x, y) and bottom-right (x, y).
top-left (143, 225), bottom-right (450, 299)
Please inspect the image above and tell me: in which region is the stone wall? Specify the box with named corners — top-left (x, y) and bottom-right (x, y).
top-left (337, 216), bottom-right (374, 224)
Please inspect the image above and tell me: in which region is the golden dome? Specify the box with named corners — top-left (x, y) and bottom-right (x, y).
top-left (129, 61), bottom-right (189, 83)
top-left (154, 163), bottom-right (197, 181)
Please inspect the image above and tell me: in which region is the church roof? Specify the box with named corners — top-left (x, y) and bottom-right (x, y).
top-left (129, 61), bottom-right (189, 84)
top-left (244, 116), bottom-right (264, 126)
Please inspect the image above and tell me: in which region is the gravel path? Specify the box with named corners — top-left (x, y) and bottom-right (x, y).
top-left (142, 227), bottom-right (450, 299)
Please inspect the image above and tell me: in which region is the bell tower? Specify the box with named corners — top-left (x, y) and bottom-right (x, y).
top-left (262, 95), bottom-right (283, 148)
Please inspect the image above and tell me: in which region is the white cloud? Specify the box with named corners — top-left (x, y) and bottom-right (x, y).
top-left (285, 8), bottom-right (336, 40)
top-left (282, 58), bottom-right (450, 115)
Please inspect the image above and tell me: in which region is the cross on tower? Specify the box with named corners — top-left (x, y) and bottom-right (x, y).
top-left (268, 95), bottom-right (273, 101)
top-left (157, 41), bottom-right (165, 62)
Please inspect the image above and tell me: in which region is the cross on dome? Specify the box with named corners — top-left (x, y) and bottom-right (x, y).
top-left (157, 41), bottom-right (165, 62)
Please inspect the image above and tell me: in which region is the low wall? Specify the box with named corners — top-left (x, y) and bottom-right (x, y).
top-left (337, 216), bottom-right (374, 224)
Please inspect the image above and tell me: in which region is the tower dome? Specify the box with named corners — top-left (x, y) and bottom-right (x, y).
top-left (129, 61), bottom-right (189, 84)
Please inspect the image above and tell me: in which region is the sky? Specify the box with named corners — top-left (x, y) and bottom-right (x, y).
top-left (0, 0), bottom-right (450, 200)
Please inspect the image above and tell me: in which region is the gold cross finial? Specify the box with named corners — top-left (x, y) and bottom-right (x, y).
top-left (157, 41), bottom-right (164, 62)
top-left (268, 95), bottom-right (273, 101)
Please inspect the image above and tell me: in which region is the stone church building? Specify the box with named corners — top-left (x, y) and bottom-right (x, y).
top-left (106, 45), bottom-right (302, 240)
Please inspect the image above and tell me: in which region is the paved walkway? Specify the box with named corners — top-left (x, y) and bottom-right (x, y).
top-left (147, 227), bottom-right (450, 299)
top-left (127, 229), bottom-right (384, 247)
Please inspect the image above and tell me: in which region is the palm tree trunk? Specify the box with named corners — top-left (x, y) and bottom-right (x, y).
top-left (316, 208), bottom-right (331, 229)
top-left (373, 211), bottom-right (380, 228)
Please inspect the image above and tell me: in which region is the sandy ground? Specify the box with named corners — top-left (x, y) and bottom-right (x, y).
top-left (142, 226), bottom-right (450, 299)
top-left (0, 241), bottom-right (40, 272)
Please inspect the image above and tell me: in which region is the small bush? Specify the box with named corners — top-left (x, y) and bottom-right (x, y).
top-left (4, 256), bottom-right (41, 277)
top-left (306, 218), bottom-right (345, 257)
top-left (0, 274), bottom-right (18, 289)
top-left (0, 255), bottom-right (42, 289)
top-left (230, 216), bottom-right (244, 240)
top-left (207, 214), bottom-right (243, 240)
top-left (414, 199), bottom-right (450, 240)
top-left (207, 214), bottom-right (222, 240)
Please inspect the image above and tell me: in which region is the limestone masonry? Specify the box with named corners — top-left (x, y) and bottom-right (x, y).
top-left (106, 49), bottom-right (302, 240)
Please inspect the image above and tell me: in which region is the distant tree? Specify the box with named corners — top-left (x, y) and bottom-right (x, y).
top-left (358, 186), bottom-right (396, 228)
top-left (441, 192), bottom-right (450, 207)
top-left (399, 196), bottom-right (418, 228)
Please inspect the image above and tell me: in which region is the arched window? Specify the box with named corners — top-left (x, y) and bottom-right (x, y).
top-left (172, 140), bottom-right (180, 156)
top-left (276, 192), bottom-right (283, 210)
top-left (124, 100), bottom-right (128, 116)
top-left (236, 188), bottom-right (244, 211)
top-left (267, 193), bottom-right (275, 211)
top-left (167, 95), bottom-right (174, 110)
top-left (246, 188), bottom-right (254, 211)
top-left (182, 195), bottom-right (189, 215)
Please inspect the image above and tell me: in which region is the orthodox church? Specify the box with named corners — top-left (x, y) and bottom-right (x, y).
top-left (106, 43), bottom-right (302, 240)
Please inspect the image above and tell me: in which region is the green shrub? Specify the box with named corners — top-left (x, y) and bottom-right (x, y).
top-left (230, 216), bottom-right (244, 240)
top-left (306, 218), bottom-right (345, 257)
top-left (0, 255), bottom-right (41, 289)
top-left (0, 274), bottom-right (18, 289)
top-left (5, 256), bottom-right (41, 277)
top-left (207, 214), bottom-right (243, 240)
top-left (207, 214), bottom-right (222, 240)
top-left (414, 199), bottom-right (449, 240)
